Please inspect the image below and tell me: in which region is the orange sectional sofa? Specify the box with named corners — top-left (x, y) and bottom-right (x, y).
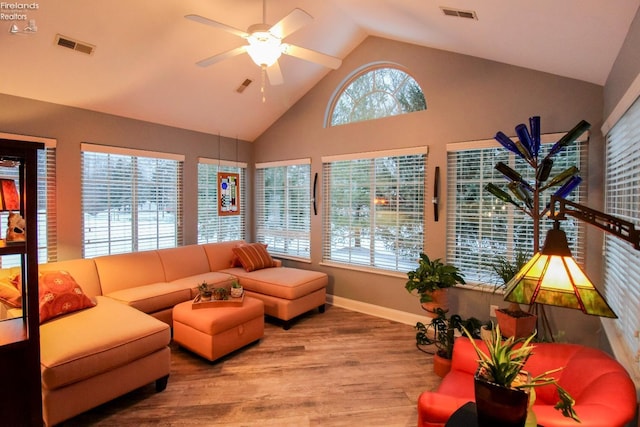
top-left (0, 241), bottom-right (328, 426)
top-left (417, 337), bottom-right (638, 427)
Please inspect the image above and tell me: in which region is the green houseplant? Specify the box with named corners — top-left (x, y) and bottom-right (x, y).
top-left (405, 253), bottom-right (466, 315)
top-left (198, 282), bottom-right (212, 301)
top-left (462, 323), bottom-right (579, 426)
top-left (489, 251), bottom-right (537, 339)
top-left (415, 308), bottom-right (481, 377)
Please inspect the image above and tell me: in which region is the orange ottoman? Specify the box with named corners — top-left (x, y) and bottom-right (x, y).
top-left (172, 297), bottom-right (264, 362)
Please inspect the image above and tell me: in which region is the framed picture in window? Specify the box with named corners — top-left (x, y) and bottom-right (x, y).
top-left (218, 172), bottom-right (240, 216)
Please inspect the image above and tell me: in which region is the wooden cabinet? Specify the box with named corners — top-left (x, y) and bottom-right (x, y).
top-left (0, 139), bottom-right (43, 426)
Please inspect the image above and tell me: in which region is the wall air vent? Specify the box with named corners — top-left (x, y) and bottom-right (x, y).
top-left (440, 7), bottom-right (478, 20)
top-left (236, 78), bottom-right (253, 94)
top-left (55, 34), bottom-right (95, 55)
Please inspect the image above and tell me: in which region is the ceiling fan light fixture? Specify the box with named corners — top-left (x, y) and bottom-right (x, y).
top-left (246, 31), bottom-right (283, 67)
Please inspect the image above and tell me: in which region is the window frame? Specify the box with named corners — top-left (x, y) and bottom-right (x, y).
top-left (197, 158), bottom-right (247, 244)
top-left (81, 143), bottom-right (184, 258)
top-left (446, 132), bottom-right (588, 288)
top-left (326, 63), bottom-right (427, 127)
top-left (255, 158), bottom-right (311, 261)
top-left (321, 146), bottom-right (428, 275)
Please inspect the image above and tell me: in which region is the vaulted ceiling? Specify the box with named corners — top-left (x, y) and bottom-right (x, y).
top-left (1, 0), bottom-right (638, 141)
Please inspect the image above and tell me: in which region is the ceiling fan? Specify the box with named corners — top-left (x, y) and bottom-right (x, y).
top-left (185, 1), bottom-right (342, 86)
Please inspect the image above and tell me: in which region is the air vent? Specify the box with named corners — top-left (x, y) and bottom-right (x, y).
top-left (236, 78), bottom-right (253, 94)
top-left (440, 7), bottom-right (478, 20)
top-left (55, 34), bottom-right (95, 55)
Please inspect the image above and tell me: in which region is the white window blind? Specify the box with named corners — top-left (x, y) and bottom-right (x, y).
top-left (322, 147), bottom-right (427, 272)
top-left (255, 159), bottom-right (311, 259)
top-left (81, 144), bottom-right (184, 257)
top-left (446, 133), bottom-right (587, 285)
top-left (604, 96), bottom-right (640, 378)
top-left (0, 135), bottom-right (57, 267)
top-left (197, 158), bottom-right (246, 243)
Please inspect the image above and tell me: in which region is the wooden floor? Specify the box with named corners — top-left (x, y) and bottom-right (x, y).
top-left (60, 305), bottom-right (441, 427)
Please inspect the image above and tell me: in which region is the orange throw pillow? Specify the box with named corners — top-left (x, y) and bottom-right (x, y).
top-left (232, 243), bottom-right (277, 272)
top-left (0, 274), bottom-right (21, 308)
top-left (39, 271), bottom-right (95, 324)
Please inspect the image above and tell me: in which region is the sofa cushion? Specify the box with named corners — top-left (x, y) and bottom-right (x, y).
top-left (202, 240), bottom-right (246, 272)
top-left (94, 250), bottom-right (166, 294)
top-left (40, 296), bottom-right (170, 391)
top-left (157, 244), bottom-right (211, 282)
top-left (38, 271), bottom-right (96, 324)
top-left (232, 243), bottom-right (277, 272)
top-left (105, 282), bottom-right (191, 314)
top-left (39, 258), bottom-right (102, 298)
top-left (0, 274), bottom-right (21, 308)
top-left (219, 266), bottom-right (328, 300)
top-left (170, 272), bottom-right (236, 298)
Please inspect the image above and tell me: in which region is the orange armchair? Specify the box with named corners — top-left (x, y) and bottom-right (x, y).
top-left (417, 337), bottom-right (637, 427)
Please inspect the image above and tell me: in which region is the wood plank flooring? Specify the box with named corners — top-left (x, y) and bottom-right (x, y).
top-left (60, 305), bottom-right (442, 426)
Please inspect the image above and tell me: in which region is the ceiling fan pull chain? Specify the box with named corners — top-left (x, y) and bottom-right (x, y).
top-left (261, 65), bottom-right (267, 103)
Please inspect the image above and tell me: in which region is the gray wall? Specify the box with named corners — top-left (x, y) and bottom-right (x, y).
top-left (0, 94), bottom-right (253, 260)
top-left (253, 36), bottom-right (605, 345)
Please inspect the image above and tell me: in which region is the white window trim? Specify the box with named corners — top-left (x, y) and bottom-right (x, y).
top-left (81, 143), bottom-right (185, 162)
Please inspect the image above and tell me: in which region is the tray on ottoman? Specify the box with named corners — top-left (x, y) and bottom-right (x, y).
top-left (192, 293), bottom-right (244, 308)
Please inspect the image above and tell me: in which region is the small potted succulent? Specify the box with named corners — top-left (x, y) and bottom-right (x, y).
top-left (212, 287), bottom-right (229, 301)
top-left (230, 279), bottom-right (243, 298)
top-left (405, 252), bottom-right (466, 316)
top-left (198, 282), bottom-right (212, 301)
top-left (462, 323), bottom-right (579, 426)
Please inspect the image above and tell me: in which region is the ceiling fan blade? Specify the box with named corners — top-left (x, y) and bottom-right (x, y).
top-left (196, 45), bottom-right (247, 67)
top-left (266, 61), bottom-right (284, 86)
top-left (269, 8), bottom-right (312, 39)
top-left (185, 14), bottom-right (249, 38)
top-left (282, 44), bottom-right (342, 69)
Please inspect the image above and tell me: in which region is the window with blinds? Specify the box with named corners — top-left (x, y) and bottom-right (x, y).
top-left (81, 144), bottom-right (184, 258)
top-left (197, 159), bottom-right (246, 243)
top-left (322, 147), bottom-right (427, 272)
top-left (604, 96), bottom-right (640, 377)
top-left (446, 134), bottom-right (587, 285)
top-left (0, 136), bottom-right (57, 267)
top-left (255, 159), bottom-right (310, 259)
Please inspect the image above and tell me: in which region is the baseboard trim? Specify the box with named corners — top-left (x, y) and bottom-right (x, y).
top-left (326, 294), bottom-right (432, 326)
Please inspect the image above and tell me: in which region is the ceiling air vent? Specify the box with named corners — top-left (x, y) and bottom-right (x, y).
top-left (55, 34), bottom-right (95, 55)
top-left (236, 78), bottom-right (253, 94)
top-left (440, 7), bottom-right (478, 20)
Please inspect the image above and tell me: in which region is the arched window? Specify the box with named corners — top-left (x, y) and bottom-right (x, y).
top-left (328, 65), bottom-right (426, 126)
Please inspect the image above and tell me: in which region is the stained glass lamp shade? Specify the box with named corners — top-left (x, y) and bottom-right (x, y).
top-left (503, 222), bottom-right (617, 318)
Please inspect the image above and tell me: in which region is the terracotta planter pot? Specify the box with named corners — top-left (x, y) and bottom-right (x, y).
top-left (495, 309), bottom-right (537, 339)
top-left (421, 288), bottom-right (449, 317)
top-left (474, 374), bottom-right (529, 427)
top-left (433, 352), bottom-right (452, 378)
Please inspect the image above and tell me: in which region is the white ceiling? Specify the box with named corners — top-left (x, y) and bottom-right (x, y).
top-left (1, 0), bottom-right (638, 141)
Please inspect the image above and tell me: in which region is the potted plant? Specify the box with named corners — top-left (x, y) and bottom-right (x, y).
top-left (406, 253), bottom-right (466, 316)
top-left (490, 251), bottom-right (537, 339)
top-left (198, 282), bottom-right (212, 301)
top-left (212, 287), bottom-right (229, 301)
top-left (230, 279), bottom-right (243, 298)
top-left (415, 308), bottom-right (481, 377)
top-left (462, 323), bottom-right (579, 427)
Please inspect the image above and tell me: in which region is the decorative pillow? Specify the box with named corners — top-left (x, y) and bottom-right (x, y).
top-left (0, 274), bottom-right (21, 308)
top-left (39, 270), bottom-right (95, 324)
top-left (230, 242), bottom-right (268, 268)
top-left (232, 243), bottom-right (277, 272)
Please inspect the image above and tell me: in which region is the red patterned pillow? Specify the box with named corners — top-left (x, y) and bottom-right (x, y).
top-left (230, 243), bottom-right (268, 267)
top-left (232, 243), bottom-right (277, 272)
top-left (39, 271), bottom-right (95, 324)
top-left (0, 274), bottom-right (21, 308)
